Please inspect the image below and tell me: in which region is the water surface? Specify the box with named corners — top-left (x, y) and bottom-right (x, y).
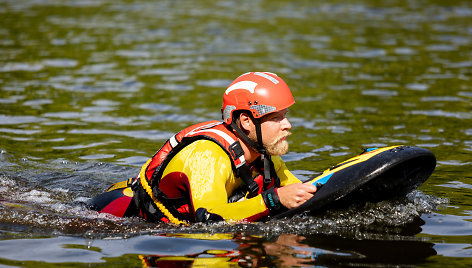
top-left (1, 0), bottom-right (471, 266)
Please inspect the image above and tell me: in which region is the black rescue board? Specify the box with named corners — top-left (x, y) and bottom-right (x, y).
top-left (274, 145), bottom-right (436, 219)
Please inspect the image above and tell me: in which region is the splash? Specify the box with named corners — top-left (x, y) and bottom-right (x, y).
top-left (181, 190), bottom-right (448, 240)
top-left (0, 166), bottom-right (448, 240)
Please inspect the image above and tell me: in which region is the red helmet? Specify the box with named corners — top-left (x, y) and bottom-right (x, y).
top-left (222, 72), bottom-right (295, 124)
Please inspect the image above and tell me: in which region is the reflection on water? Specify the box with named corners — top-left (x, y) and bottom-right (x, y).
top-left (0, 232), bottom-right (438, 267)
top-left (1, 0), bottom-right (472, 266)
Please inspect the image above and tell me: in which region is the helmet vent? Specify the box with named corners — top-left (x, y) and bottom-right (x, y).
top-left (223, 105), bottom-right (236, 121)
top-left (250, 104), bottom-right (276, 117)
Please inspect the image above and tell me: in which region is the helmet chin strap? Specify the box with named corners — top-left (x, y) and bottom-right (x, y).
top-left (230, 118), bottom-right (272, 189)
top-left (230, 120), bottom-right (263, 154)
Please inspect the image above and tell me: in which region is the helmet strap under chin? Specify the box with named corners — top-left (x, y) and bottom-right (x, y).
top-left (229, 120), bottom-right (264, 154)
top-left (252, 118), bottom-right (272, 187)
top-left (230, 118), bottom-right (272, 189)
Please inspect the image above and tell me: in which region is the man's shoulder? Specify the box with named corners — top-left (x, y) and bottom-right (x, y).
top-left (186, 139), bottom-right (230, 157)
top-left (271, 155), bottom-right (284, 163)
top-left (192, 139), bottom-right (225, 148)
top-left (271, 155), bottom-right (288, 169)
top-left (182, 140), bottom-right (233, 168)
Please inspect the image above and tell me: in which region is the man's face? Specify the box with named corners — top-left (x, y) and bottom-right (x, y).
top-left (249, 109), bottom-right (292, 156)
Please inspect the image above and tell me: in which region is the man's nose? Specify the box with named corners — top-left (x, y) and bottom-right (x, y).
top-left (281, 117), bottom-right (292, 130)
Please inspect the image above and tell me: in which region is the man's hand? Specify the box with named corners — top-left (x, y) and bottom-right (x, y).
top-left (277, 182), bottom-right (317, 209)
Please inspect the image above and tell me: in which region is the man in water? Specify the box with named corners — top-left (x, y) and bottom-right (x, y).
top-left (90, 72), bottom-right (317, 223)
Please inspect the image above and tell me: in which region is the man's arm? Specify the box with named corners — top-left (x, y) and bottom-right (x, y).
top-left (165, 141), bottom-right (315, 222)
top-left (166, 140), bottom-right (272, 222)
top-left (272, 156), bottom-right (317, 209)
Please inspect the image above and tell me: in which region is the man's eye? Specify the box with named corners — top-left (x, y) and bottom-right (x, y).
top-left (273, 116), bottom-right (284, 121)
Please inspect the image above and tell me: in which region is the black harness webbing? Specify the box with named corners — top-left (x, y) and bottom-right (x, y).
top-left (228, 141), bottom-right (260, 196)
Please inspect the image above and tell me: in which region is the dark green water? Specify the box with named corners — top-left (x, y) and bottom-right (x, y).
top-left (1, 0), bottom-right (471, 266)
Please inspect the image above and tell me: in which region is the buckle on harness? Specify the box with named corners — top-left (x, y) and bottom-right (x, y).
top-left (236, 163), bottom-right (260, 196)
top-left (229, 142), bottom-right (244, 160)
top-left (247, 181), bottom-right (259, 196)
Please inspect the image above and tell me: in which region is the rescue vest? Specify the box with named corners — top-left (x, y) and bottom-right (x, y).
top-left (132, 120), bottom-right (279, 223)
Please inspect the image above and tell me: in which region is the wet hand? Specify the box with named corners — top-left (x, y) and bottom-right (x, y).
top-left (277, 182), bottom-right (317, 209)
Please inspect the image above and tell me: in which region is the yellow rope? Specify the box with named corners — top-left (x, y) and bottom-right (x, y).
top-left (139, 159), bottom-right (188, 226)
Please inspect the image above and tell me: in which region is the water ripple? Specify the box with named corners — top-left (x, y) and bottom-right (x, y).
top-left (411, 110), bottom-right (471, 119)
top-left (42, 59), bottom-right (78, 68)
top-left (362, 89), bottom-right (398, 97)
top-left (0, 128), bottom-right (41, 135)
top-left (68, 128), bottom-right (173, 141)
top-left (0, 115), bottom-right (45, 125)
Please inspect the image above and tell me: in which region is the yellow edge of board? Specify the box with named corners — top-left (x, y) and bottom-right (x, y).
top-left (309, 145), bottom-right (401, 184)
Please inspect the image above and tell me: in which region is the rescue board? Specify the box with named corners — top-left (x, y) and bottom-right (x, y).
top-left (274, 145), bottom-right (436, 219)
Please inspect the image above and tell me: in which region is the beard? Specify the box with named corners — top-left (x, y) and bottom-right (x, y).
top-left (265, 132), bottom-right (291, 156)
top-left (249, 131), bottom-right (291, 156)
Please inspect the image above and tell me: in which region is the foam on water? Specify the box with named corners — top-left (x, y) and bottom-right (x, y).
top-left (184, 190), bottom-right (449, 240)
top-left (0, 166), bottom-right (448, 240)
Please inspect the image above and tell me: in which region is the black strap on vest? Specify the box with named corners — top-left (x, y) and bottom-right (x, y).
top-left (229, 141), bottom-right (259, 196)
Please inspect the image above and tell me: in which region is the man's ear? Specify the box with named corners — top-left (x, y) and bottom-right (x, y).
top-left (239, 112), bottom-right (254, 132)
